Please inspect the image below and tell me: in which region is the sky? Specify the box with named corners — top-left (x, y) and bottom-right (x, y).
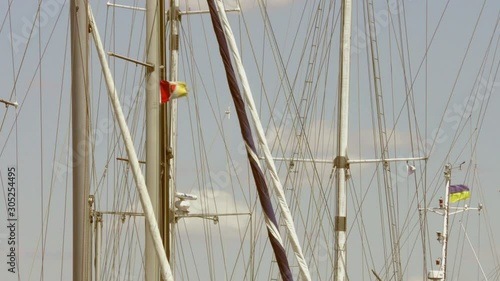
top-left (0, 0), bottom-right (500, 280)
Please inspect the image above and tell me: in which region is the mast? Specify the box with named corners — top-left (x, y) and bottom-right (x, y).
top-left (161, 0), bottom-right (179, 264)
top-left (94, 212), bottom-right (102, 281)
top-left (440, 164), bottom-right (452, 281)
top-left (424, 163), bottom-right (481, 281)
top-left (334, 0), bottom-right (352, 280)
top-left (87, 6), bottom-right (174, 280)
top-left (70, 1), bottom-right (90, 280)
top-left (365, 0), bottom-right (403, 277)
top-left (145, 0), bottom-right (162, 279)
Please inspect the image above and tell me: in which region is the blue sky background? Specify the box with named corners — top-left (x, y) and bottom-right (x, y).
top-left (0, 0), bottom-right (499, 280)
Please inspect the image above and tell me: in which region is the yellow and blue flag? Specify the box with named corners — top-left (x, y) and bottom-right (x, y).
top-left (449, 184), bottom-right (470, 203)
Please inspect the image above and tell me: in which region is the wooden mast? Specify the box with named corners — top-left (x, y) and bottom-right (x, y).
top-left (160, 0), bottom-right (179, 266)
top-left (145, 0), bottom-right (162, 279)
top-left (70, 0), bottom-right (90, 280)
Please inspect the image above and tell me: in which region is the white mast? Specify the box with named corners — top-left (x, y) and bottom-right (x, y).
top-left (70, 1), bottom-right (91, 280)
top-left (87, 7), bottom-right (174, 280)
top-left (162, 0), bottom-right (180, 265)
top-left (145, 0), bottom-right (162, 279)
top-left (425, 163), bottom-right (452, 281)
top-left (425, 163), bottom-right (481, 281)
top-left (334, 0), bottom-right (352, 280)
top-left (440, 164), bottom-right (452, 280)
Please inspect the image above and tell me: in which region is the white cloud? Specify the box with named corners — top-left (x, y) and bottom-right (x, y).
top-left (178, 189), bottom-right (252, 238)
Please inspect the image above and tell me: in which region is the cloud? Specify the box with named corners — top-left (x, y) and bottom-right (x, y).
top-left (178, 189), bottom-right (252, 238)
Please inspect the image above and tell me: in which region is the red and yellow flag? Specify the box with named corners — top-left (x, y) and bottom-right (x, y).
top-left (160, 80), bottom-right (188, 103)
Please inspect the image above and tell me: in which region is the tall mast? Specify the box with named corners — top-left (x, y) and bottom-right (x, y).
top-left (70, 1), bottom-right (90, 281)
top-left (334, 0), bottom-right (352, 280)
top-left (425, 163), bottom-right (481, 281)
top-left (161, 0), bottom-right (179, 264)
top-left (145, 0), bottom-right (162, 279)
top-left (87, 6), bottom-right (174, 280)
top-left (440, 164), bottom-right (452, 281)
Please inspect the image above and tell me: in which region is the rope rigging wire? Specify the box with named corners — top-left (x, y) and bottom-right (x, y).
top-left (2, 0), bottom-right (499, 280)
top-left (2, 1), bottom-right (75, 279)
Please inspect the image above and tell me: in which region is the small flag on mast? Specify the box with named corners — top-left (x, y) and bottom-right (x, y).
top-left (160, 80), bottom-right (188, 103)
top-left (449, 184), bottom-right (470, 203)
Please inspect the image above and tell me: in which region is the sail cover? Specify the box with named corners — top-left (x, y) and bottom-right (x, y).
top-left (206, 0), bottom-right (294, 280)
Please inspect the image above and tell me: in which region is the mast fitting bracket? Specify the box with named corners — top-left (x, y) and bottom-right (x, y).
top-left (335, 216), bottom-right (346, 231)
top-left (334, 156), bottom-right (349, 169)
top-left (167, 8), bottom-right (182, 22)
top-left (170, 35), bottom-right (179, 51)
